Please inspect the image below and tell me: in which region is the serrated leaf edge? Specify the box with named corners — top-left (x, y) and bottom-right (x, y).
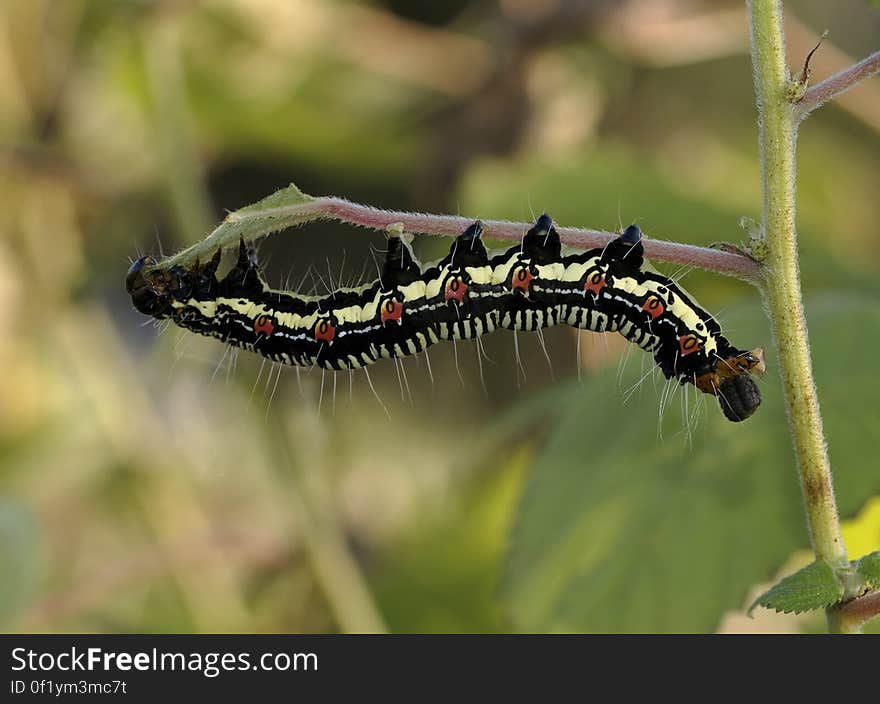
top-left (748, 560), bottom-right (846, 616)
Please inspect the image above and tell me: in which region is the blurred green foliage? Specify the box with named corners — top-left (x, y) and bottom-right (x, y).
top-left (503, 298), bottom-right (880, 632)
top-left (0, 0), bottom-right (878, 633)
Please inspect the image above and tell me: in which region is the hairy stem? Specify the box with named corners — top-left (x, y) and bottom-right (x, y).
top-left (747, 1), bottom-right (850, 632)
top-left (796, 47), bottom-right (880, 118)
top-left (155, 190), bottom-right (762, 280)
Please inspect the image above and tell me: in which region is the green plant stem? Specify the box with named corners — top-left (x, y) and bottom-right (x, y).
top-left (747, 1), bottom-right (852, 633)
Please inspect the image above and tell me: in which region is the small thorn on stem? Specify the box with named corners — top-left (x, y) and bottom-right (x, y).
top-left (802, 30), bottom-right (829, 85)
top-left (788, 30), bottom-right (829, 102)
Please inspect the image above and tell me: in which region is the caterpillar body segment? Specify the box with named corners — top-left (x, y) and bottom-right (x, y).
top-left (127, 215), bottom-right (765, 420)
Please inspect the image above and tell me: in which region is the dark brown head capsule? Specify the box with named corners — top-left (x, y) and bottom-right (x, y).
top-left (717, 374), bottom-right (762, 422)
top-left (126, 256), bottom-right (171, 317)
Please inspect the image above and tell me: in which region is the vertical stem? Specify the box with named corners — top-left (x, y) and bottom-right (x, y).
top-left (747, 1), bottom-right (853, 632)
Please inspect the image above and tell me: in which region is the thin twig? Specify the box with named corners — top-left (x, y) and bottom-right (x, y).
top-left (157, 192), bottom-right (763, 281)
top-left (322, 197), bottom-right (761, 278)
top-left (796, 47), bottom-right (880, 117)
top-left (837, 591), bottom-right (880, 630)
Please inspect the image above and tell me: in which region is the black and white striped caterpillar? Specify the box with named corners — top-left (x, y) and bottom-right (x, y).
top-left (126, 215), bottom-right (765, 421)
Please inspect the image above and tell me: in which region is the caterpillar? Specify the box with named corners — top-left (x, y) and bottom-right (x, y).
top-left (126, 215), bottom-right (765, 421)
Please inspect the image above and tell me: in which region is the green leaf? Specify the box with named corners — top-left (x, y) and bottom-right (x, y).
top-left (0, 499), bottom-right (42, 627)
top-left (501, 295), bottom-right (880, 632)
top-left (748, 560), bottom-right (844, 615)
top-left (856, 551), bottom-right (880, 589)
top-left (158, 183), bottom-right (318, 269)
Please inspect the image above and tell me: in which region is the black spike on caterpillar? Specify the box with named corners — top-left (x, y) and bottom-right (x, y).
top-left (126, 215), bottom-right (766, 421)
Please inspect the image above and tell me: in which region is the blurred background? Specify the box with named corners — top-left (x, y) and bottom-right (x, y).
top-left (1, 0), bottom-right (879, 634)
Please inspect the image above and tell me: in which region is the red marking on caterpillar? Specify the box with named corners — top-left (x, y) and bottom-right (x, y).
top-left (380, 298), bottom-right (404, 325)
top-left (314, 319), bottom-right (336, 343)
top-left (254, 314), bottom-right (275, 337)
top-left (445, 276), bottom-right (467, 305)
top-left (642, 295), bottom-right (665, 320)
top-left (678, 334), bottom-right (702, 356)
top-left (511, 266), bottom-right (533, 294)
top-left (584, 270), bottom-right (606, 297)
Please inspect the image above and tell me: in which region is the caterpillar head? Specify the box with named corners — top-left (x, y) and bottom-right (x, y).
top-left (695, 347), bottom-right (766, 422)
top-left (717, 373), bottom-right (763, 422)
top-left (639, 274), bottom-right (765, 422)
top-left (126, 256), bottom-right (172, 317)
